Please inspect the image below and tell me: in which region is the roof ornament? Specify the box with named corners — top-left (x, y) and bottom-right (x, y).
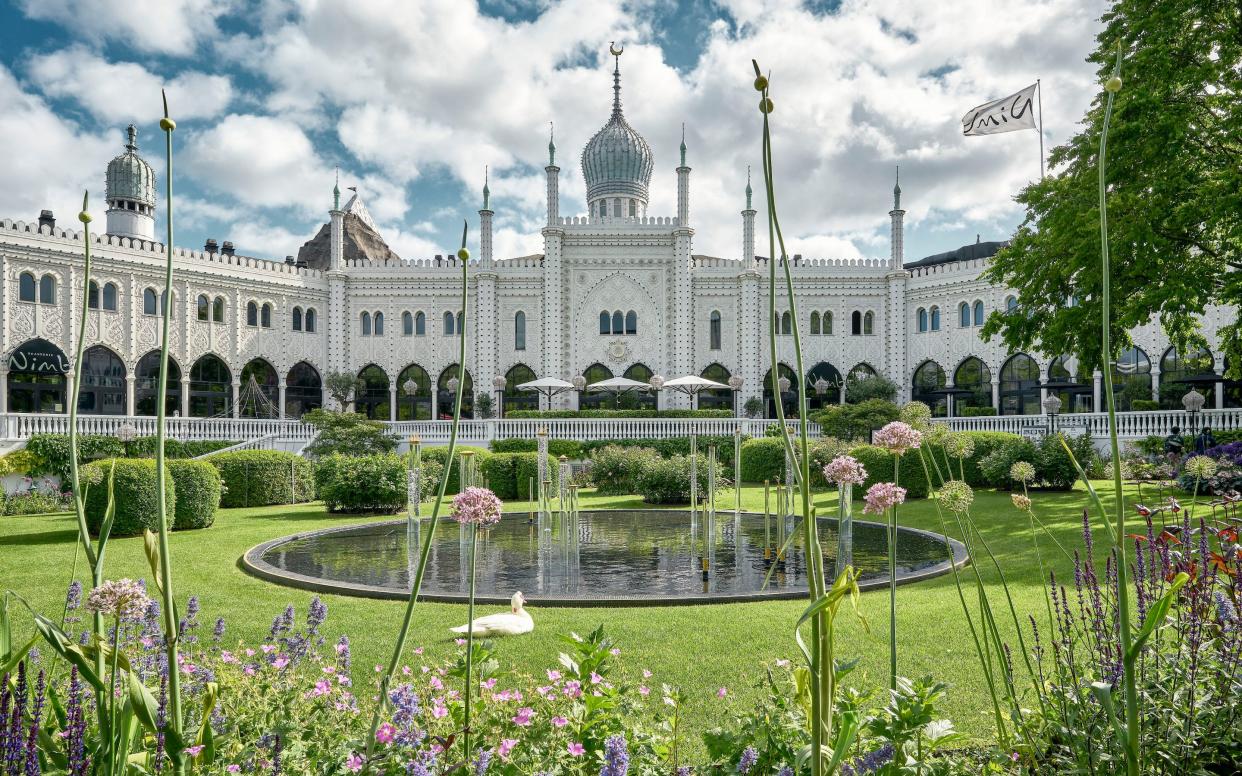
top-left (482, 165), bottom-right (490, 210)
top-left (745, 165), bottom-right (753, 210)
top-left (125, 124), bottom-right (138, 152)
top-left (609, 41), bottom-right (624, 116)
top-left (679, 122), bottom-right (686, 167)
top-left (333, 166), bottom-right (340, 210)
top-left (893, 165), bottom-right (901, 210)
top-left (548, 121), bottom-right (556, 166)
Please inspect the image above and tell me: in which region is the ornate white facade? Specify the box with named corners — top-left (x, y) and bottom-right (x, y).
top-left (1, 56), bottom-right (1238, 423)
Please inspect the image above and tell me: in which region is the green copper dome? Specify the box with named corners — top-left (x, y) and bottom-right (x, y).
top-left (105, 125), bottom-right (156, 207)
top-left (581, 55), bottom-right (653, 206)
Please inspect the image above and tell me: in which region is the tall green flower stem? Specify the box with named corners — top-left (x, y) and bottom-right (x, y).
top-left (364, 222), bottom-right (471, 771)
top-left (157, 94), bottom-right (187, 771)
top-left (753, 59), bottom-right (835, 775)
top-left (1096, 47), bottom-right (1140, 775)
top-left (460, 452), bottom-right (479, 762)
top-left (888, 456), bottom-right (899, 690)
top-left (834, 484), bottom-right (852, 578)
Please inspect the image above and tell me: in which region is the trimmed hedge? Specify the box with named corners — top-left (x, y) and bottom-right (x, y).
top-left (24, 434), bottom-right (125, 481)
top-left (505, 409), bottom-right (732, 419)
top-left (490, 438), bottom-right (585, 459)
top-left (849, 444), bottom-right (930, 500)
top-left (315, 454), bottom-right (406, 513)
top-left (82, 458), bottom-right (176, 537)
top-left (127, 437), bottom-right (240, 459)
top-left (813, 399), bottom-right (900, 441)
top-left (739, 437), bottom-right (786, 482)
top-left (479, 452), bottom-right (558, 499)
top-left (958, 406), bottom-right (997, 417)
top-left (420, 446), bottom-right (492, 494)
top-left (581, 436), bottom-right (739, 466)
top-left (210, 450), bottom-right (314, 508)
top-left (167, 459), bottom-right (222, 529)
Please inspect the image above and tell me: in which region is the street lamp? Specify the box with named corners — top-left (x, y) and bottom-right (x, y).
top-left (649, 375), bottom-right (664, 412)
top-left (401, 378), bottom-right (418, 420)
top-left (728, 375), bottom-right (744, 417)
top-left (116, 421), bottom-right (137, 457)
top-left (492, 375), bottom-right (507, 418)
top-left (1182, 389), bottom-right (1206, 434)
top-left (1041, 394), bottom-right (1062, 435)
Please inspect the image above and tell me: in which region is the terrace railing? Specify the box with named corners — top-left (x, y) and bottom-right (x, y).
top-left (0, 413), bottom-right (315, 443)
top-left (385, 418), bottom-right (811, 445)
top-left (946, 408), bottom-right (1242, 438)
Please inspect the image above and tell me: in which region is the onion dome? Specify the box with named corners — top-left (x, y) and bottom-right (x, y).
top-left (105, 125), bottom-right (156, 208)
top-left (581, 47), bottom-right (653, 210)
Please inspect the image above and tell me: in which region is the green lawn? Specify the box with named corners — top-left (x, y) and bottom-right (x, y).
top-left (1, 482), bottom-right (1133, 752)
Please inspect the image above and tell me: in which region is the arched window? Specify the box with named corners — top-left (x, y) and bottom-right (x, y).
top-left (246, 301), bottom-right (258, 326)
top-left (823, 311), bottom-right (832, 335)
top-left (578, 363), bottom-right (614, 411)
top-left (851, 310), bottom-right (862, 336)
top-left (912, 361), bottom-right (947, 416)
top-left (810, 311), bottom-right (820, 335)
top-left (999, 354), bottom-right (1041, 415)
top-left (863, 311), bottom-right (874, 335)
top-left (6, 338), bottom-right (68, 413)
top-left (285, 362), bottom-right (322, 417)
top-left (189, 354), bottom-right (231, 417)
top-left (917, 308), bottom-right (928, 333)
top-left (709, 310), bottom-right (722, 350)
top-left (18, 272), bottom-right (35, 302)
top-left (212, 296), bottom-right (225, 322)
top-left (1112, 346), bottom-right (1152, 412)
top-left (77, 346), bottom-right (126, 415)
top-left (1159, 345), bottom-right (1215, 409)
top-left (402, 311), bottom-right (413, 336)
top-left (455, 311), bottom-right (462, 335)
top-left (260, 303), bottom-right (272, 328)
top-left (437, 365), bottom-right (473, 419)
top-left (238, 358), bottom-right (279, 418)
top-left (929, 306), bottom-right (940, 331)
top-left (973, 300), bottom-right (984, 326)
top-left (953, 357), bottom-right (992, 413)
top-left (197, 294), bottom-right (210, 321)
top-left (625, 310), bottom-right (637, 335)
top-left (806, 361), bottom-right (842, 410)
top-left (145, 288), bottom-right (160, 316)
top-left (515, 311), bottom-right (526, 350)
top-left (88, 281), bottom-right (100, 309)
top-left (599, 311), bottom-right (610, 334)
top-left (100, 282), bottom-right (117, 311)
top-left (958, 302), bottom-right (970, 328)
top-left (292, 306), bottom-right (303, 331)
top-left (1005, 295), bottom-right (1018, 312)
top-left (699, 363), bottom-right (733, 410)
top-left (1048, 354), bottom-right (1092, 413)
top-left (396, 363), bottom-right (432, 420)
top-left (762, 363), bottom-right (798, 418)
top-left (134, 351), bottom-right (181, 416)
top-left (501, 364), bottom-right (539, 416)
top-left (612, 310), bottom-right (623, 335)
top-left (780, 311), bottom-right (792, 335)
top-left (375, 310), bottom-right (386, 335)
top-left (361, 311), bottom-right (372, 336)
top-left (39, 275), bottom-right (55, 304)
top-left (414, 311), bottom-right (425, 335)
top-left (443, 311), bottom-right (455, 335)
top-left (621, 364), bottom-right (656, 410)
top-left (356, 365), bottom-right (391, 419)
top-left (305, 308), bottom-right (316, 332)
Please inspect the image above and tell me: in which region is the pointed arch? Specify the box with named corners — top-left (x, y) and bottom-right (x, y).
top-left (402, 311), bottom-right (414, 336)
top-left (360, 311), bottom-right (372, 336)
top-left (912, 360), bottom-right (947, 416)
top-left (437, 364), bottom-right (474, 419)
top-left (189, 354), bottom-right (231, 417)
top-left (999, 353), bottom-right (1041, 415)
top-left (1112, 346), bottom-right (1152, 412)
top-left (502, 363), bottom-right (539, 415)
top-left (953, 357), bottom-right (992, 412)
top-left (514, 311), bottom-right (527, 350)
top-left (699, 363), bottom-right (732, 410)
top-left (809, 311), bottom-right (820, 335)
top-left (1158, 344), bottom-right (1214, 409)
top-left (762, 363), bottom-right (798, 418)
top-left (18, 272), bottom-right (35, 302)
top-left (6, 339), bottom-right (68, 413)
top-left (806, 361), bottom-right (842, 409)
top-left (239, 358), bottom-right (279, 418)
top-left (578, 363), bottom-right (614, 411)
top-left (135, 350), bottom-right (181, 416)
top-left (397, 363), bottom-right (432, 420)
top-left (620, 363), bottom-right (656, 410)
top-left (197, 294), bottom-right (210, 321)
top-left (709, 310), bottom-right (722, 349)
top-left (356, 364), bottom-right (390, 419)
top-left (77, 345), bottom-right (126, 415)
top-left (285, 361), bottom-right (322, 417)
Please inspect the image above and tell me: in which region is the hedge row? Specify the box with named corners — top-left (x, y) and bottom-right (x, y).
top-left (489, 436), bottom-right (741, 465)
top-left (480, 452), bottom-right (558, 500)
top-left (167, 459), bottom-right (222, 529)
top-left (82, 458), bottom-right (177, 536)
top-left (490, 438), bottom-right (585, 459)
top-left (315, 454), bottom-right (406, 513)
top-left (504, 409), bottom-right (732, 419)
top-left (127, 437), bottom-right (240, 459)
top-left (209, 450), bottom-right (315, 508)
top-left (20, 433), bottom-right (239, 483)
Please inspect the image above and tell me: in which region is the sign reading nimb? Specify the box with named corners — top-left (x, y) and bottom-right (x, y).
top-left (8, 340), bottom-right (70, 374)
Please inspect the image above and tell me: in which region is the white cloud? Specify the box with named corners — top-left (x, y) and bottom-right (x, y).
top-left (0, 65), bottom-right (116, 226)
top-left (28, 47), bottom-right (234, 123)
top-left (18, 0), bottom-right (234, 55)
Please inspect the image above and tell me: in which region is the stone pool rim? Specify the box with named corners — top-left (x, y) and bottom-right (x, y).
top-left (240, 510), bottom-right (970, 607)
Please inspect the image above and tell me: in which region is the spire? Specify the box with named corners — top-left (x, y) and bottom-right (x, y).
top-left (125, 124), bottom-right (138, 152)
top-left (745, 165), bottom-right (753, 210)
top-left (547, 121), bottom-right (556, 166)
top-left (333, 167), bottom-right (340, 211)
top-left (482, 166), bottom-right (490, 210)
top-left (679, 123), bottom-right (687, 167)
top-left (892, 165), bottom-right (901, 210)
top-left (609, 41), bottom-right (624, 117)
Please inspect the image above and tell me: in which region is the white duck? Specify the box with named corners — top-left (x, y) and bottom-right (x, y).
top-left (450, 592), bottom-right (534, 637)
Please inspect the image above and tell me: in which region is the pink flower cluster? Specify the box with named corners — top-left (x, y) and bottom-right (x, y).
top-left (451, 486), bottom-right (503, 526)
top-left (822, 455), bottom-right (867, 486)
top-left (863, 482), bottom-right (907, 515)
top-left (85, 578), bottom-right (151, 619)
top-left (873, 421), bottom-right (922, 456)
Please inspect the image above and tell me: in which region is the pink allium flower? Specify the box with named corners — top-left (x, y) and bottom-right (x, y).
top-left (499, 739), bottom-right (518, 758)
top-left (717, 687), bottom-right (728, 698)
top-left (552, 716), bottom-right (569, 727)
top-left (85, 579), bottom-right (151, 619)
top-left (567, 742), bottom-right (585, 756)
top-left (482, 677), bottom-right (498, 690)
top-left (642, 669), bottom-right (652, 679)
top-left (513, 707), bottom-right (534, 726)
top-left (863, 482), bottom-right (907, 515)
top-left (590, 672), bottom-right (604, 684)
top-left (345, 753), bottom-right (363, 772)
top-left (822, 455), bottom-right (867, 486)
top-left (311, 680), bottom-right (332, 697)
top-left (226, 766), bottom-right (241, 773)
top-left (451, 486), bottom-right (503, 526)
top-left (873, 421), bottom-right (922, 456)
top-left (375, 723), bottom-right (396, 744)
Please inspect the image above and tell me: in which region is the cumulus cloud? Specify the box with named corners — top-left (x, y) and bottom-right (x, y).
top-left (18, 0), bottom-right (234, 55)
top-left (29, 47), bottom-right (234, 123)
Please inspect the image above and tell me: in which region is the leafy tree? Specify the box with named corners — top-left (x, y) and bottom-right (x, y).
top-left (846, 374), bottom-right (897, 403)
top-left (324, 371), bottom-right (364, 410)
top-left (302, 409), bottom-right (397, 458)
top-left (980, 0), bottom-right (1241, 376)
top-left (475, 392), bottom-right (494, 419)
top-left (742, 397), bottom-right (763, 418)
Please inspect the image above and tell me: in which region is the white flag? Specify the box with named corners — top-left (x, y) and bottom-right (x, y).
top-left (962, 83), bottom-right (1038, 136)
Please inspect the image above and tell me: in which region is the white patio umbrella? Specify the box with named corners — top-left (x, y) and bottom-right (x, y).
top-left (585, 376), bottom-right (652, 399)
top-left (661, 375), bottom-right (729, 407)
top-left (515, 376), bottom-right (575, 412)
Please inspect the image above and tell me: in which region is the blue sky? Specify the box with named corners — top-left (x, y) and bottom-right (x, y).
top-left (0, 0), bottom-right (1107, 264)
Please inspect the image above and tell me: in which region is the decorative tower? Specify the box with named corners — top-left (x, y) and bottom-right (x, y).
top-left (670, 123), bottom-right (694, 404)
top-left (476, 168), bottom-right (498, 395)
top-left (542, 123), bottom-right (566, 403)
top-left (580, 43), bottom-right (653, 219)
top-left (738, 166), bottom-right (762, 410)
top-left (889, 166), bottom-right (905, 270)
top-left (742, 166), bottom-right (756, 268)
top-left (479, 166), bottom-right (493, 267)
top-left (676, 123), bottom-right (690, 225)
top-left (326, 170), bottom-right (348, 379)
top-left (105, 125), bottom-right (156, 241)
top-left (545, 123), bottom-right (560, 225)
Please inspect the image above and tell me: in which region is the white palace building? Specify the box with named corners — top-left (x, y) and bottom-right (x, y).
top-left (1, 54), bottom-right (1238, 445)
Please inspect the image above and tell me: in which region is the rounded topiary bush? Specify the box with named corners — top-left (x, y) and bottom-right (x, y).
top-left (589, 445), bottom-right (658, 495)
top-left (420, 446), bottom-right (491, 494)
top-left (480, 452), bottom-right (556, 499)
top-left (82, 458), bottom-right (176, 536)
top-left (315, 454), bottom-right (405, 513)
top-left (848, 444), bottom-right (930, 500)
top-left (739, 437), bottom-right (787, 483)
top-left (210, 450), bottom-right (314, 508)
top-left (167, 459), bottom-right (222, 529)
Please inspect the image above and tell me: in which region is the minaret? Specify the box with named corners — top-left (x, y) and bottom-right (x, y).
top-left (329, 168), bottom-right (344, 271)
top-left (889, 166), bottom-right (905, 269)
top-left (545, 122), bottom-right (560, 224)
top-left (104, 125), bottom-right (156, 241)
top-left (479, 166), bottom-right (493, 267)
top-left (742, 166), bottom-right (756, 267)
top-left (476, 167), bottom-right (498, 398)
top-left (676, 123), bottom-right (690, 225)
top-left (738, 166), bottom-right (761, 413)
top-left (326, 170), bottom-right (348, 378)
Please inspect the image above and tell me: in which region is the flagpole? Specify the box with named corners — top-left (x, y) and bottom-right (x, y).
top-left (1036, 78), bottom-right (1045, 179)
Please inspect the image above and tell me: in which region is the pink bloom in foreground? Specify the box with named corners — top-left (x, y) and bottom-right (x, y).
top-left (873, 421), bottom-right (922, 456)
top-left (552, 716), bottom-right (569, 727)
top-left (85, 579), bottom-right (151, 620)
top-left (546, 669), bottom-right (562, 682)
top-left (499, 739), bottom-right (518, 758)
top-left (272, 656), bottom-right (290, 670)
top-left (639, 685), bottom-right (650, 696)
top-left (345, 753), bottom-right (363, 772)
top-left (451, 486), bottom-right (503, 526)
top-left (226, 766), bottom-right (240, 774)
top-left (863, 482), bottom-right (907, 515)
top-left (183, 746), bottom-right (204, 757)
top-left (567, 742), bottom-right (585, 756)
top-left (375, 724), bottom-right (396, 744)
top-left (513, 707), bottom-right (534, 726)
top-left (822, 455), bottom-right (868, 486)
top-left (717, 687), bottom-right (728, 698)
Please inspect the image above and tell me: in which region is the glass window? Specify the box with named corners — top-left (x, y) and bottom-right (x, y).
top-left (599, 311), bottom-right (610, 334)
top-left (76, 346), bottom-right (126, 415)
top-left (863, 311), bottom-right (874, 335)
top-left (444, 311), bottom-right (454, 335)
top-left (189, 354), bottom-right (231, 417)
top-left (134, 351), bottom-right (181, 416)
top-left (973, 300), bottom-right (984, 326)
top-left (710, 310), bottom-right (722, 350)
top-left (144, 288), bottom-right (159, 316)
top-left (103, 282), bottom-right (118, 311)
top-left (953, 357), bottom-right (992, 412)
top-left (285, 362), bottom-right (322, 417)
top-left (213, 296), bottom-right (225, 322)
top-left (361, 311), bottom-right (372, 336)
top-left (515, 311), bottom-right (526, 350)
top-left (1006, 295), bottom-right (1018, 312)
top-left (197, 294), bottom-right (209, 321)
top-left (780, 311), bottom-right (792, 335)
top-left (1112, 346), bottom-right (1152, 412)
top-left (18, 273), bottom-right (35, 303)
top-left (851, 311), bottom-right (862, 335)
top-left (629, 199), bottom-right (636, 217)
top-left (959, 302), bottom-right (970, 328)
top-left (612, 310), bottom-right (623, 334)
top-left (929, 306), bottom-right (940, 331)
top-left (912, 361), bottom-right (947, 416)
top-left (810, 311), bottom-right (820, 335)
top-left (437, 365), bottom-right (473, 418)
top-left (1000, 353), bottom-right (1041, 415)
top-left (402, 311), bottom-right (413, 336)
top-left (824, 311), bottom-right (832, 335)
top-left (373, 311), bottom-right (383, 336)
top-left (292, 307), bottom-right (303, 331)
top-left (501, 364), bottom-right (538, 416)
top-left (415, 311), bottom-right (425, 335)
top-left (1159, 345), bottom-right (1215, 409)
top-left (305, 308), bottom-right (316, 333)
top-left (260, 303), bottom-right (272, 328)
top-left (88, 281), bottom-right (100, 310)
top-left (455, 311), bottom-right (462, 335)
top-left (39, 275), bottom-right (55, 304)
top-left (246, 301), bottom-right (258, 326)
top-left (625, 310), bottom-right (636, 335)
top-left (918, 308), bottom-right (927, 332)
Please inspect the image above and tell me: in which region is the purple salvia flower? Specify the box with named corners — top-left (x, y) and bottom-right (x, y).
top-left (1081, 509), bottom-right (1094, 562)
top-left (472, 748), bottom-right (492, 775)
top-left (1134, 540), bottom-right (1148, 623)
top-left (23, 670), bottom-right (44, 776)
top-left (336, 636), bottom-right (351, 674)
top-left (212, 617), bottom-right (226, 644)
top-left (777, 768), bottom-right (793, 776)
top-left (154, 674), bottom-right (167, 775)
top-left (600, 735), bottom-right (629, 776)
top-left (0, 680), bottom-right (10, 773)
top-left (842, 743), bottom-right (895, 776)
top-left (388, 684), bottom-right (423, 747)
top-left (737, 746), bottom-right (758, 774)
top-left (66, 668), bottom-right (87, 776)
top-left (7, 662), bottom-right (27, 775)
top-left (307, 598), bottom-right (327, 634)
top-left (64, 581), bottom-right (82, 626)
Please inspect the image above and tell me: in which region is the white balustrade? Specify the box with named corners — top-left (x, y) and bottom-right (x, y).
top-left (946, 408), bottom-right (1242, 439)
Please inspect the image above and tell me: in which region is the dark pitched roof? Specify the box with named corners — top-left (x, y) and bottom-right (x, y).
top-left (904, 239), bottom-right (1007, 269)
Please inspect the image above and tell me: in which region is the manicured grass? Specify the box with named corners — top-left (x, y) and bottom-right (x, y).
top-left (2, 481), bottom-right (1138, 753)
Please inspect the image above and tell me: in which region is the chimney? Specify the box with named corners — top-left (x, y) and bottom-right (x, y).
top-left (284, 255), bottom-right (295, 265)
top-left (204, 238), bottom-right (218, 254)
top-left (38, 210), bottom-right (55, 230)
top-left (221, 241), bottom-right (235, 256)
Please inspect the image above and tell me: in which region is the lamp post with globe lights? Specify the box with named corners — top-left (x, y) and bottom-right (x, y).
top-left (649, 374), bottom-right (665, 412)
top-left (1042, 394), bottom-right (1062, 435)
top-left (728, 375), bottom-right (744, 418)
top-left (492, 375), bottom-right (507, 419)
top-left (116, 421), bottom-right (137, 457)
top-left (571, 374), bottom-right (586, 411)
top-left (1182, 389), bottom-right (1206, 435)
top-left (402, 378), bottom-right (418, 420)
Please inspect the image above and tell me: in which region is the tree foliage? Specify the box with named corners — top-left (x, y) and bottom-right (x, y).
top-left (981, 0), bottom-right (1241, 376)
top-left (302, 408), bottom-right (397, 457)
top-left (324, 371), bottom-right (364, 410)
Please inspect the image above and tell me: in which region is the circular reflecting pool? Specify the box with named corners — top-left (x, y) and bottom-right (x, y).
top-left (243, 510), bottom-right (967, 606)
